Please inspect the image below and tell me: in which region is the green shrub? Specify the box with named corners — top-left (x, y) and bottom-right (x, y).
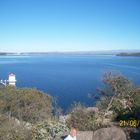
top-left (0, 114), bottom-right (33, 140)
top-left (66, 105), bottom-right (107, 131)
top-left (0, 87), bottom-right (53, 123)
top-left (32, 119), bottom-right (68, 140)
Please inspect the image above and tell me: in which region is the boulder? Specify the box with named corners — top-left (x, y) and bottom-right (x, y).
top-left (93, 126), bottom-right (127, 140)
top-left (77, 131), bottom-right (93, 140)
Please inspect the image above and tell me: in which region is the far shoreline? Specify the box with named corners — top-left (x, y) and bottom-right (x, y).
top-left (0, 50), bottom-right (140, 56)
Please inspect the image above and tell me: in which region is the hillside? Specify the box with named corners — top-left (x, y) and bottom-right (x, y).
top-left (117, 52), bottom-right (140, 56)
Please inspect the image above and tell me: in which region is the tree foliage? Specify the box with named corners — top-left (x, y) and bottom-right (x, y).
top-left (96, 72), bottom-right (140, 121)
top-left (67, 72), bottom-right (140, 131)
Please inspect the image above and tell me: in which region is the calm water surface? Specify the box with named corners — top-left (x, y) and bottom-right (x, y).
top-left (0, 54), bottom-right (140, 111)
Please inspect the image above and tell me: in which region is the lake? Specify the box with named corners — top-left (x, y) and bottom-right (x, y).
top-left (0, 54), bottom-right (140, 111)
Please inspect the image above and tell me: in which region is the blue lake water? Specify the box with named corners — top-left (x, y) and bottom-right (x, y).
top-left (0, 54), bottom-right (140, 111)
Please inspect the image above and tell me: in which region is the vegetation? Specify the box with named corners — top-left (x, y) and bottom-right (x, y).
top-left (0, 87), bottom-right (56, 140)
top-left (0, 72), bottom-right (140, 139)
top-left (66, 103), bottom-right (107, 131)
top-left (0, 114), bottom-right (33, 140)
top-left (32, 119), bottom-right (68, 140)
top-left (96, 72), bottom-right (134, 119)
top-left (0, 87), bottom-right (53, 123)
top-left (67, 72), bottom-right (140, 132)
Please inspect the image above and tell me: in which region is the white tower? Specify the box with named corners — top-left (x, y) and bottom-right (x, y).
top-left (8, 73), bottom-right (16, 86)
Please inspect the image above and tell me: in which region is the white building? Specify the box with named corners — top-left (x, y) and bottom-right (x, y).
top-left (8, 73), bottom-right (16, 86)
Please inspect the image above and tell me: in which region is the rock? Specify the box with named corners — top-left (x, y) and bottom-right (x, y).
top-left (77, 131), bottom-right (93, 140)
top-left (93, 126), bottom-right (127, 140)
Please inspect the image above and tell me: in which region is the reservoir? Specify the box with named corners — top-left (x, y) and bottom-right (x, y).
top-left (0, 54), bottom-right (140, 111)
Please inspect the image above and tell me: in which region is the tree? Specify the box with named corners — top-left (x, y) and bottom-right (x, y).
top-left (95, 72), bottom-right (134, 119)
top-left (131, 88), bottom-right (140, 120)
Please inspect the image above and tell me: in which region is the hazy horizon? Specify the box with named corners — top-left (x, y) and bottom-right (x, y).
top-left (1, 49), bottom-right (140, 54)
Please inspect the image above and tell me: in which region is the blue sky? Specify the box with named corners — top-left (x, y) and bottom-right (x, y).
top-left (0, 0), bottom-right (140, 52)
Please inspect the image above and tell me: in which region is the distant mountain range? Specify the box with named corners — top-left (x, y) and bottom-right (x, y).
top-left (0, 50), bottom-right (140, 56)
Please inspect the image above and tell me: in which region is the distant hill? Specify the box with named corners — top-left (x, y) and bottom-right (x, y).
top-left (21, 50), bottom-right (140, 55)
top-left (0, 52), bottom-right (7, 55)
top-left (1, 50), bottom-right (140, 56)
top-left (0, 52), bottom-right (20, 56)
top-left (117, 52), bottom-right (140, 57)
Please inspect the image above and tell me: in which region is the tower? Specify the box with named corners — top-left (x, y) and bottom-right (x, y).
top-left (8, 73), bottom-right (16, 86)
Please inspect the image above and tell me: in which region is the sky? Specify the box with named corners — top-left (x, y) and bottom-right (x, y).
top-left (0, 0), bottom-right (140, 52)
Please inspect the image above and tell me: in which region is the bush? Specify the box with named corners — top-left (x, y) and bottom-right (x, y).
top-left (0, 86), bottom-right (53, 123)
top-left (0, 114), bottom-right (33, 140)
top-left (32, 119), bottom-right (68, 140)
top-left (66, 104), bottom-right (107, 131)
